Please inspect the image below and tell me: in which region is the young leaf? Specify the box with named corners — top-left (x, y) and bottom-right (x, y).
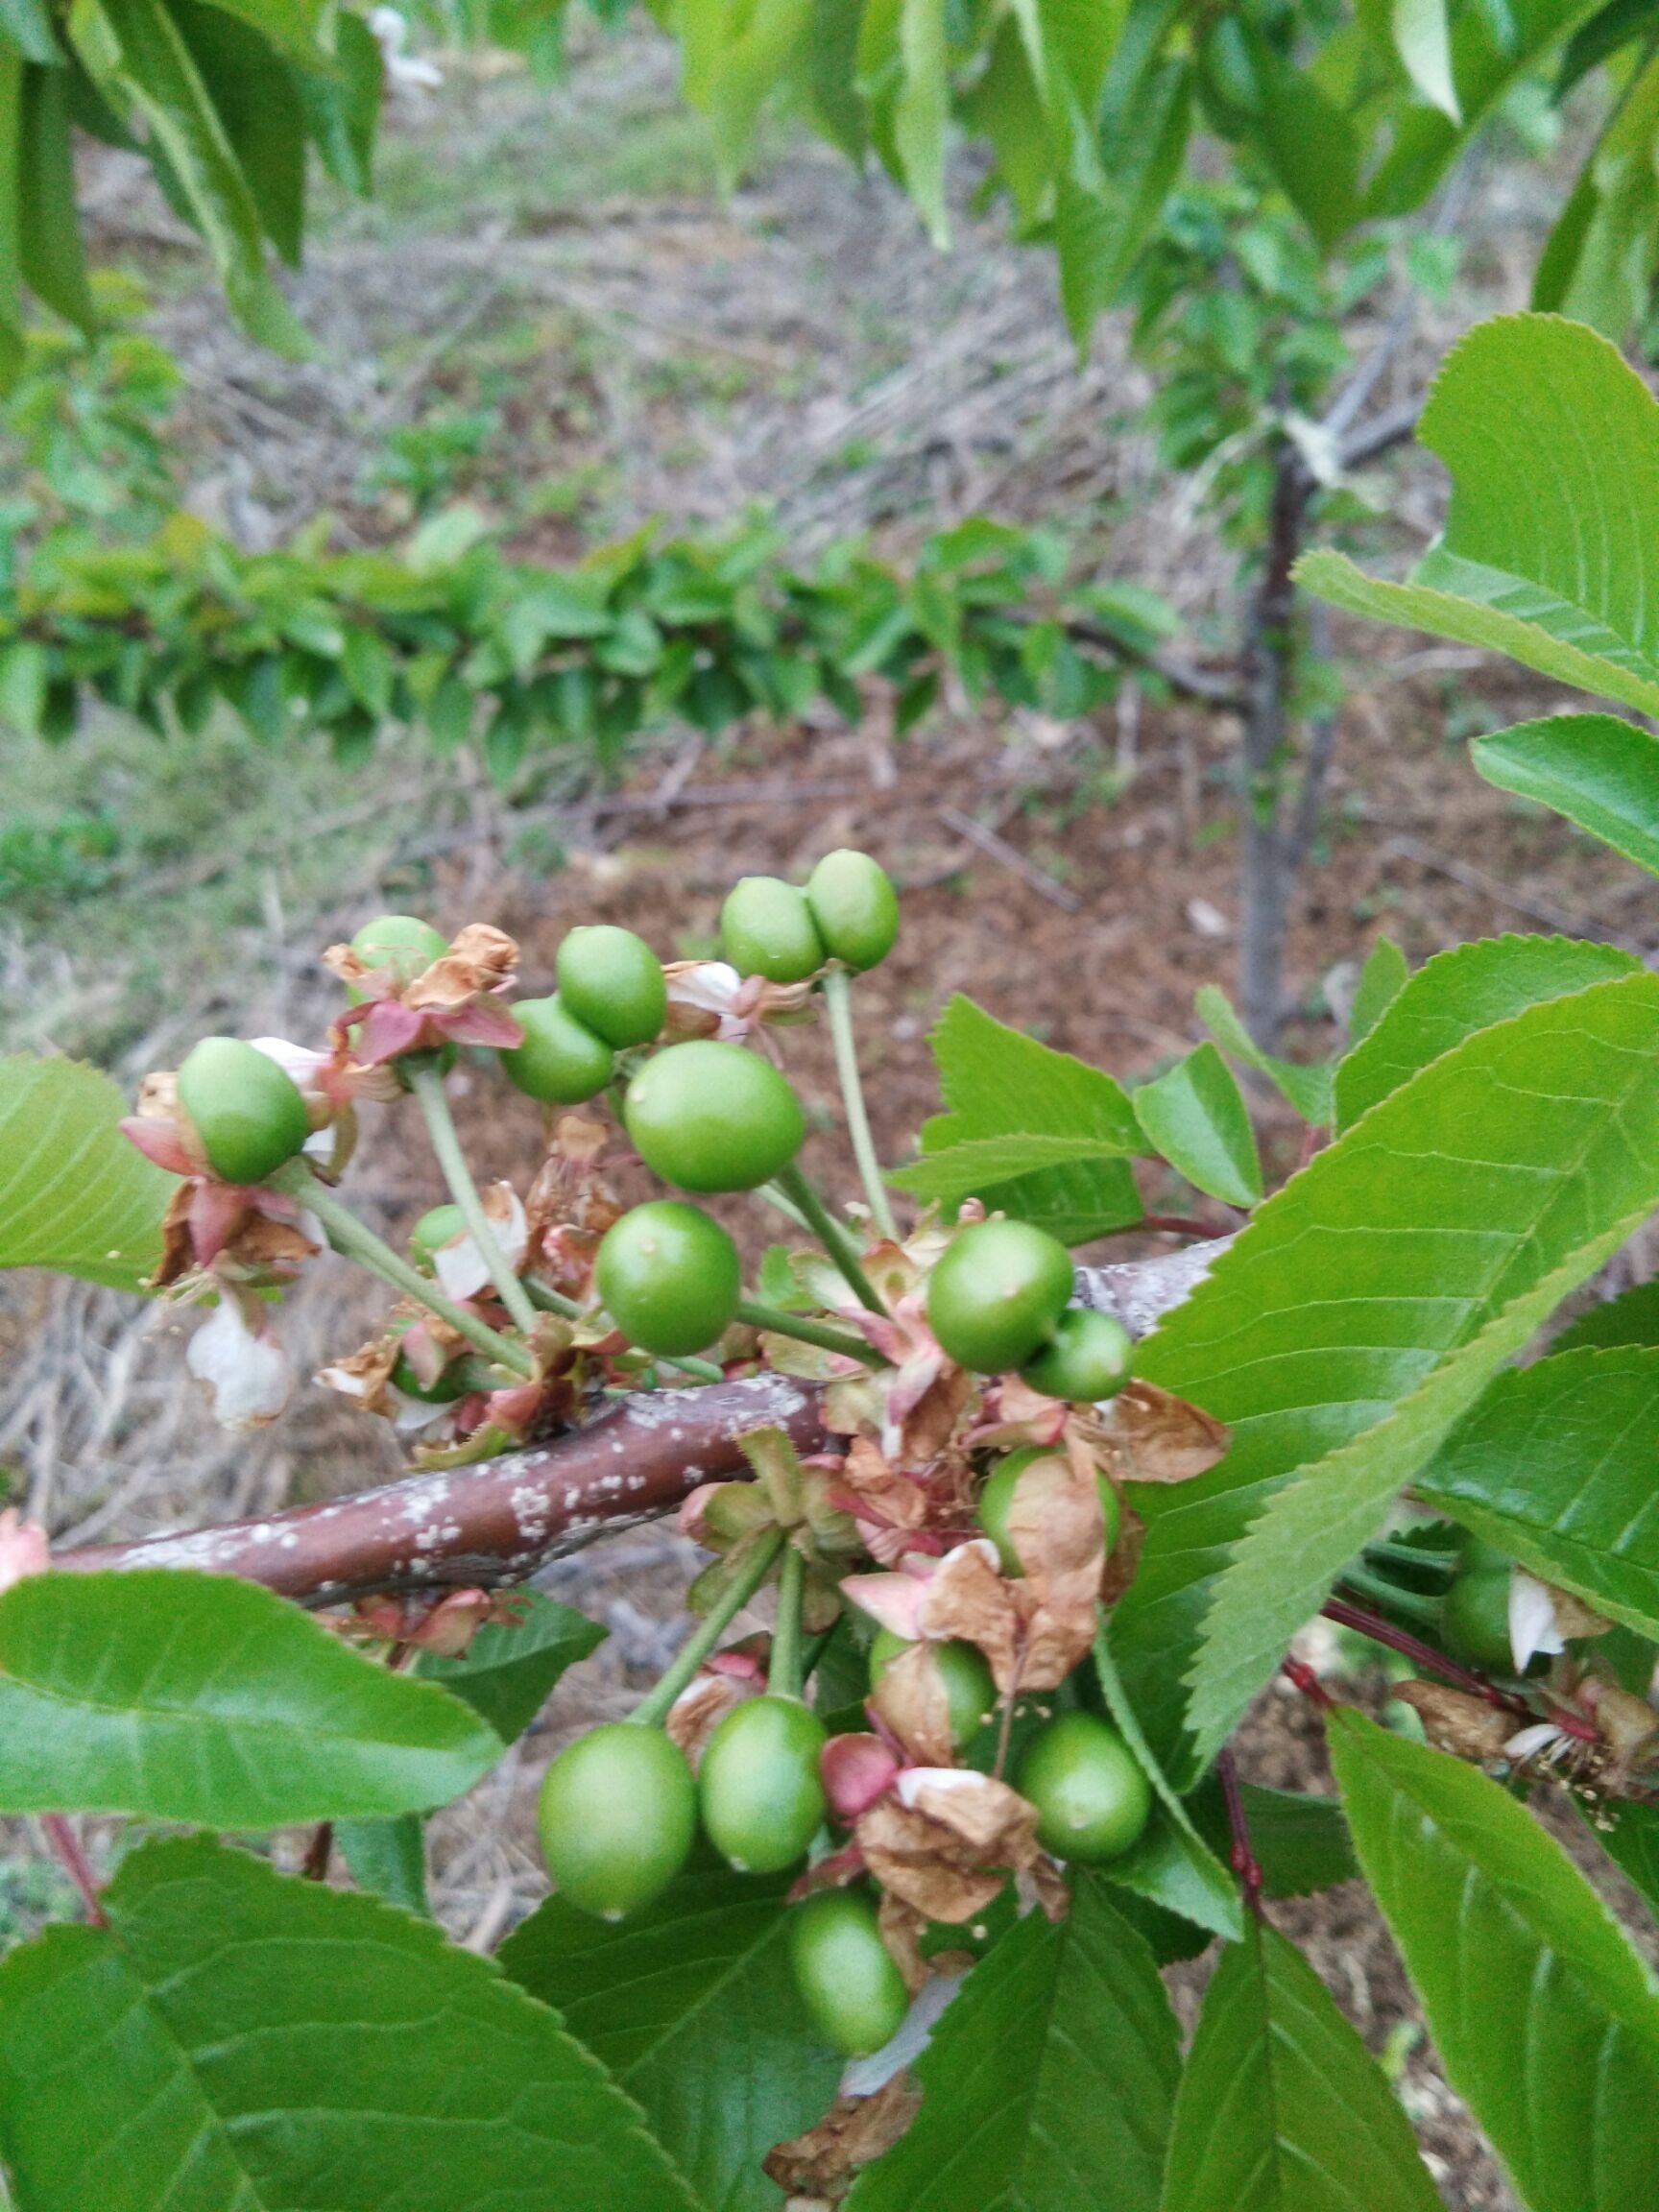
top-left (1298, 315), bottom-right (1659, 719)
top-left (0, 1834), bottom-right (699, 2212)
top-left (1159, 1915), bottom-right (1442, 2212)
top-left (0, 1570), bottom-right (503, 1825)
top-left (889, 994), bottom-right (1143, 1242)
top-left (1391, 0), bottom-right (1458, 120)
top-left (1133, 1043), bottom-right (1262, 1210)
top-left (0, 1054), bottom-right (172, 1291)
top-left (1117, 971), bottom-right (1659, 1772)
top-left (501, 1862), bottom-right (842, 2212)
top-left (413, 1590), bottom-right (606, 1744)
top-left (67, 0), bottom-right (310, 354)
top-left (1334, 933), bottom-right (1638, 1132)
top-left (1416, 1346), bottom-right (1659, 1640)
top-left (1094, 1623), bottom-right (1242, 1941)
top-left (1346, 935), bottom-right (1408, 1046)
top-left (18, 61), bottom-right (95, 330)
top-left (894, 0), bottom-right (949, 247)
top-left (1195, 984), bottom-right (1333, 1126)
top-left (845, 1874), bottom-right (1181, 2212)
top-left (335, 1814), bottom-right (430, 1915)
top-left (1331, 1709), bottom-right (1659, 2212)
top-left (1238, 1786), bottom-right (1358, 1897)
top-left (1472, 713), bottom-right (1659, 878)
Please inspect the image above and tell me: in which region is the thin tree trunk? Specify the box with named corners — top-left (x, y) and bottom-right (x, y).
top-left (1238, 438), bottom-right (1310, 1048)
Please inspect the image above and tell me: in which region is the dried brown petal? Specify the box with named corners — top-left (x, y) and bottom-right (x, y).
top-left (1098, 1500), bottom-right (1146, 1608)
top-left (1391, 1680), bottom-right (1517, 1764)
top-left (405, 923), bottom-right (519, 1011)
top-left (763, 2076), bottom-right (922, 2203)
top-left (877, 1889), bottom-right (931, 1993)
top-left (918, 1540), bottom-right (1022, 1695)
top-left (1100, 1380), bottom-right (1230, 1483)
top-left (868, 1640), bottom-right (955, 1768)
top-left (856, 1768), bottom-right (1043, 1924)
top-left (668, 1673), bottom-right (757, 1769)
top-left (1002, 1452), bottom-right (1106, 1692)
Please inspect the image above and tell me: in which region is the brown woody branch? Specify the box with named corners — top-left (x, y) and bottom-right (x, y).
top-left (54, 1244), bottom-right (1226, 1605)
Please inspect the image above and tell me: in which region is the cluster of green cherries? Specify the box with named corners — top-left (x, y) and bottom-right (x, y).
top-left (164, 857), bottom-right (1154, 2062)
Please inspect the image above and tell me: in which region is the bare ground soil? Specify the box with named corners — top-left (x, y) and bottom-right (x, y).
top-left (5, 40), bottom-right (1659, 2206)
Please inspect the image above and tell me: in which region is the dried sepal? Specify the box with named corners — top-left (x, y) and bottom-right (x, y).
top-left (762, 2076), bottom-right (922, 2205)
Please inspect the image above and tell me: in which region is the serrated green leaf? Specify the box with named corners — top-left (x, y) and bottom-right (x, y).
top-left (1553, 1279), bottom-right (1659, 1354)
top-left (1133, 1043), bottom-right (1261, 1210)
top-left (171, 0), bottom-right (305, 265)
top-left (0, 1570), bottom-right (503, 1824)
top-left (1473, 713), bottom-right (1659, 877)
top-left (1589, 1798), bottom-right (1659, 1921)
top-left (1416, 1346), bottom-right (1659, 1640)
top-left (898, 994), bottom-right (1143, 1242)
top-left (0, 1054), bottom-right (172, 1290)
top-left (1094, 1623), bottom-right (1242, 1941)
top-left (1297, 315), bottom-right (1659, 719)
top-left (0, 1834), bottom-right (699, 2212)
top-left (888, 1130), bottom-right (1142, 1204)
top-left (1118, 972), bottom-right (1659, 1774)
top-left (299, 7), bottom-right (379, 195)
top-left (1195, 984), bottom-right (1333, 1125)
top-left (1160, 1914), bottom-right (1442, 2212)
top-left (1238, 1786), bottom-right (1358, 1897)
top-left (1334, 933), bottom-right (1638, 1133)
top-left (845, 1873), bottom-right (1181, 2212)
top-left (335, 1814), bottom-right (430, 1915)
top-left (413, 1590), bottom-right (606, 1744)
top-left (1331, 1708), bottom-right (1659, 2212)
top-left (1347, 935), bottom-right (1408, 1046)
top-left (1240, 36), bottom-right (1359, 252)
top-left (501, 1861), bottom-right (841, 2212)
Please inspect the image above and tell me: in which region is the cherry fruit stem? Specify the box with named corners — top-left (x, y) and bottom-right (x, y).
top-left (823, 967), bottom-right (899, 1242)
top-left (630, 1527), bottom-right (785, 1729)
top-left (521, 1276), bottom-right (726, 1386)
top-left (775, 1162), bottom-right (887, 1315)
top-left (769, 1542), bottom-right (806, 1699)
top-left (271, 1159), bottom-right (536, 1380)
top-left (735, 1300), bottom-right (884, 1368)
top-left (406, 1057), bottom-right (541, 1338)
top-left (41, 1814), bottom-right (105, 1925)
top-left (1324, 1592), bottom-right (1529, 1716)
top-left (301, 1820), bottom-right (333, 1882)
top-left (1216, 1747), bottom-right (1264, 1917)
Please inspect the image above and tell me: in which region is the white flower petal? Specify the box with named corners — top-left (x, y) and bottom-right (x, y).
top-left (666, 961), bottom-right (743, 1017)
top-left (895, 1766), bottom-right (980, 1808)
top-left (1503, 1722), bottom-right (1564, 1762)
top-left (1508, 1571), bottom-right (1565, 1673)
top-left (187, 1297), bottom-right (293, 1429)
top-left (249, 1036), bottom-right (330, 1091)
top-left (434, 1231), bottom-right (492, 1302)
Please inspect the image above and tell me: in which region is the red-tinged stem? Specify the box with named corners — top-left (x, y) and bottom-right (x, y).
top-left (301, 1821), bottom-right (333, 1882)
top-left (1281, 1655), bottom-right (1334, 1710)
top-left (1216, 1746), bottom-right (1263, 1916)
top-left (40, 1814), bottom-right (105, 1927)
top-left (1325, 1593), bottom-right (1530, 1717)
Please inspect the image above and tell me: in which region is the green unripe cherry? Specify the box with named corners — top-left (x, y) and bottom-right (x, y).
top-left (1016, 1711), bottom-right (1151, 1863)
top-left (788, 1888), bottom-right (910, 2056)
top-left (976, 1447), bottom-right (1120, 1575)
top-left (721, 877), bottom-right (827, 984)
top-left (410, 1203), bottom-right (466, 1271)
top-left (176, 1038), bottom-right (311, 1188)
top-left (556, 925), bottom-right (667, 1049)
top-left (625, 1041), bottom-right (805, 1192)
top-left (926, 1218), bottom-right (1075, 1375)
top-left (699, 1694), bottom-right (827, 1874)
top-left (1020, 1308), bottom-right (1134, 1402)
top-left (595, 1200), bottom-right (742, 1357)
top-left (805, 850), bottom-right (900, 971)
top-left (537, 1721), bottom-right (697, 1920)
top-left (1443, 1569), bottom-right (1514, 1671)
top-left (349, 913), bottom-right (449, 986)
top-left (869, 1628), bottom-right (995, 1747)
top-left (500, 995), bottom-right (614, 1104)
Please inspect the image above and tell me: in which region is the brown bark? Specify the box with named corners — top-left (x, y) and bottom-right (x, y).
top-left (53, 1245), bottom-right (1226, 1606)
